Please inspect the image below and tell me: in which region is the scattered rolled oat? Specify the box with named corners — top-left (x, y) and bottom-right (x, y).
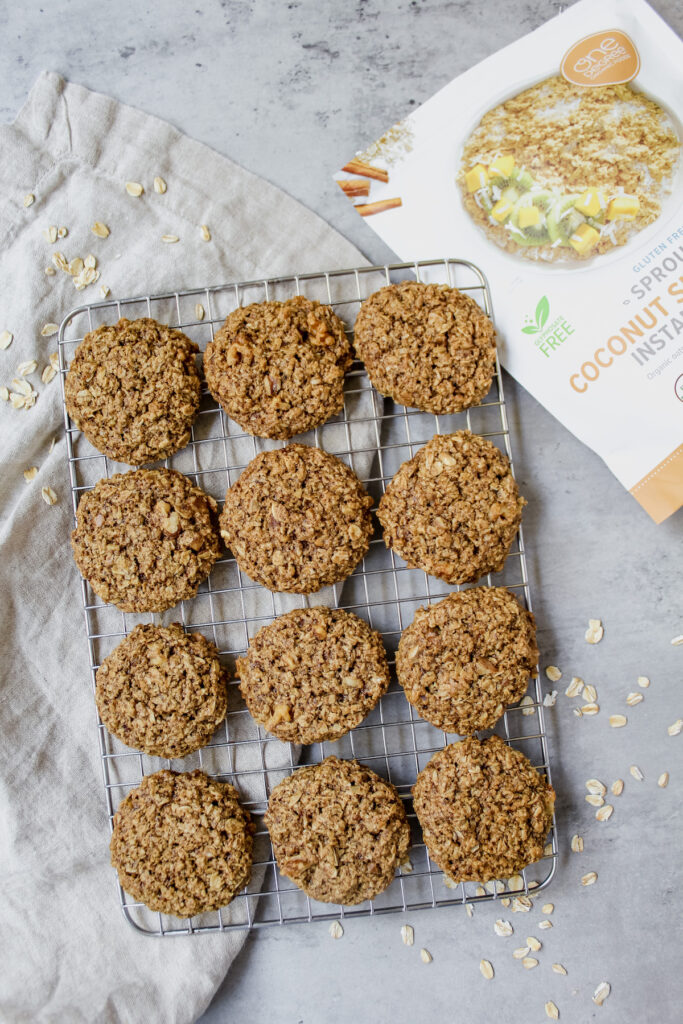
top-left (541, 903), bottom-right (554, 914)
top-left (592, 981), bottom-right (611, 1006)
top-left (520, 695), bottom-right (535, 716)
top-left (420, 948), bottom-right (432, 964)
top-left (41, 365), bottom-right (56, 384)
top-left (668, 719), bottom-right (682, 736)
top-left (401, 859), bottom-right (413, 874)
top-left (73, 266), bottom-right (100, 290)
top-left (585, 619), bottom-right (604, 644)
top-left (41, 485), bottom-right (57, 506)
top-left (84, 253), bottom-right (97, 270)
top-left (545, 665), bottom-right (562, 682)
top-left (507, 874), bottom-right (524, 892)
top-left (543, 691), bottom-right (558, 707)
top-left (0, 386), bottom-right (9, 401)
top-left (443, 874), bottom-right (458, 890)
top-left (527, 936), bottom-right (541, 951)
top-left (513, 946), bottom-right (529, 959)
top-left (582, 703), bottom-right (600, 716)
top-left (629, 765), bottom-right (644, 781)
top-left (595, 804), bottom-right (613, 821)
top-left (400, 923), bottom-right (414, 946)
top-left (494, 919), bottom-right (513, 937)
top-left (585, 794), bottom-right (604, 807)
top-left (581, 871), bottom-right (597, 886)
top-left (23, 466), bottom-right (38, 482)
top-left (43, 225), bottom-right (57, 244)
top-left (45, 266), bottom-right (56, 276)
top-left (465, 904), bottom-right (474, 918)
top-left (52, 251), bottom-right (69, 271)
top-left (195, 303), bottom-right (205, 321)
top-left (500, 897), bottom-right (511, 908)
top-left (41, 323), bottom-right (59, 337)
top-left (161, 234), bottom-right (179, 243)
top-left (91, 221), bottom-right (110, 238)
top-left (57, 226), bottom-right (68, 238)
top-left (658, 772), bottom-right (669, 788)
top-left (583, 684), bottom-right (598, 703)
top-left (153, 176), bottom-right (167, 194)
top-left (586, 779), bottom-right (606, 796)
top-left (485, 880), bottom-right (505, 895)
top-left (12, 377), bottom-right (33, 397)
top-left (571, 834), bottom-right (583, 853)
top-left (125, 181), bottom-right (144, 197)
top-left (637, 675), bottom-right (651, 687)
top-left (200, 223), bottom-right (211, 241)
top-left (522, 957), bottom-right (538, 969)
top-left (328, 920), bottom-right (343, 939)
top-left (611, 779), bottom-right (624, 796)
top-left (545, 1001), bottom-right (559, 1020)
top-left (552, 963), bottom-right (567, 975)
top-left (543, 842), bottom-right (554, 857)
top-left (100, 285), bottom-right (111, 298)
top-left (479, 959), bottom-right (493, 979)
top-left (626, 692), bottom-right (644, 706)
top-left (538, 920), bottom-right (553, 930)
top-left (670, 635), bottom-right (683, 646)
top-left (17, 359), bottom-right (37, 376)
top-left (511, 896), bottom-right (532, 913)
top-left (573, 707), bottom-right (583, 718)
top-left (49, 352), bottom-right (59, 371)
top-left (565, 676), bottom-right (584, 698)
top-left (475, 885), bottom-right (486, 897)
top-left (609, 715), bottom-right (627, 728)
top-left (23, 193), bottom-right (35, 207)
top-left (0, 329), bottom-right (13, 350)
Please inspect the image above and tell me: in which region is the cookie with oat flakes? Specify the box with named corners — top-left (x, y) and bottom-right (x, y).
top-left (204, 297), bottom-right (352, 439)
top-left (265, 756), bottom-right (410, 905)
top-left (96, 623), bottom-right (228, 758)
top-left (413, 735), bottom-right (554, 883)
top-left (110, 769), bottom-right (253, 918)
top-left (397, 587), bottom-right (538, 735)
top-left (353, 281), bottom-right (496, 414)
top-left (237, 607), bottom-right (390, 744)
top-left (219, 444), bottom-right (374, 594)
top-left (377, 431), bottom-right (524, 585)
top-left (71, 468), bottom-right (222, 612)
top-left (65, 317), bottom-right (200, 465)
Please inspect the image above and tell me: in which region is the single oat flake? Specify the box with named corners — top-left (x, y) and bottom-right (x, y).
top-left (42, 365), bottom-right (57, 384)
top-left (328, 921), bottom-right (343, 939)
top-left (658, 772), bottom-right (669, 788)
top-left (420, 948), bottom-right (432, 964)
top-left (552, 963), bottom-right (567, 975)
top-left (23, 193), bottom-right (35, 207)
top-left (629, 765), bottom-right (644, 781)
top-left (522, 957), bottom-right (539, 969)
top-left (626, 692), bottom-right (644, 706)
top-left (465, 904), bottom-right (474, 918)
top-left (583, 684), bottom-right (598, 703)
top-left (91, 221), bottom-right (110, 238)
top-left (23, 466), bottom-right (38, 482)
top-left (0, 329), bottom-right (13, 350)
top-left (668, 719), bottom-right (682, 736)
top-left (520, 695), bottom-right (535, 716)
top-left (586, 778), bottom-right (606, 796)
top-left (585, 619), bottom-right (604, 644)
top-left (195, 303), bottom-right (205, 321)
top-left (565, 676), bottom-right (584, 698)
top-left (162, 234), bottom-right (179, 244)
top-left (670, 635), bottom-right (683, 646)
top-left (609, 714), bottom-right (627, 728)
top-left (41, 485), bottom-right (57, 506)
top-left (541, 903), bottom-right (554, 914)
top-left (479, 959), bottom-right (494, 979)
top-left (595, 804), bottom-right (613, 821)
top-left (513, 946), bottom-right (529, 959)
top-left (538, 920), bottom-right (553, 930)
top-left (200, 223), bottom-right (211, 241)
top-left (571, 834), bottom-right (584, 853)
top-left (494, 919), bottom-right (513, 937)
top-left (18, 360), bottom-right (37, 376)
top-left (400, 923), bottom-right (414, 946)
top-left (543, 690), bottom-right (558, 707)
top-left (100, 285), bottom-right (110, 298)
top-left (611, 779), bottom-right (624, 796)
top-left (581, 703), bottom-right (600, 716)
top-left (592, 981), bottom-right (611, 1006)
top-left (545, 665), bottom-right (562, 682)
top-left (125, 181), bottom-right (144, 197)
top-left (545, 1001), bottom-right (559, 1020)
top-left (585, 794), bottom-right (604, 807)
top-left (527, 936), bottom-right (541, 951)
top-left (581, 871), bottom-right (598, 886)
top-left (0, 386), bottom-right (9, 401)
top-left (154, 176), bottom-right (167, 194)
top-left (637, 675), bottom-right (651, 688)
top-left (41, 323), bottom-right (59, 337)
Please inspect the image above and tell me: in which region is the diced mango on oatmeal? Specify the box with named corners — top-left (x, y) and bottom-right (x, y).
top-left (488, 155), bottom-right (515, 180)
top-left (491, 197), bottom-right (515, 222)
top-left (606, 195), bottom-right (640, 220)
top-left (575, 189), bottom-right (605, 218)
top-left (569, 222), bottom-right (600, 254)
top-left (518, 205), bottom-right (541, 229)
top-left (465, 164), bottom-right (489, 192)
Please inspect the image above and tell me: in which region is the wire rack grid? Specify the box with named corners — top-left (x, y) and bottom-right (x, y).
top-left (58, 256), bottom-right (557, 938)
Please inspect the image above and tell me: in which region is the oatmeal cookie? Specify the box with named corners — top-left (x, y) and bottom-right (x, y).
top-left (266, 756), bottom-right (410, 905)
top-left (220, 444), bottom-right (374, 593)
top-left (65, 317), bottom-right (200, 465)
top-left (204, 297), bottom-right (352, 439)
top-left (412, 735), bottom-right (555, 882)
top-left (237, 607), bottom-right (390, 743)
top-left (377, 431), bottom-right (524, 584)
top-left (353, 281), bottom-right (496, 414)
top-left (397, 587), bottom-right (538, 734)
top-left (110, 769), bottom-right (253, 918)
top-left (96, 623), bottom-right (228, 758)
top-left (71, 468), bottom-right (222, 612)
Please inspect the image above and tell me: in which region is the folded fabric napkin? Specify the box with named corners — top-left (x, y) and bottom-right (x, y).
top-left (0, 71), bottom-right (366, 1024)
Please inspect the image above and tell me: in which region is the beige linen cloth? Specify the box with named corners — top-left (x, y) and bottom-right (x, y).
top-left (0, 72), bottom-right (366, 1024)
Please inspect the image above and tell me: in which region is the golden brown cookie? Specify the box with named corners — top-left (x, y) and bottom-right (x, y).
top-left (204, 297), bottom-right (352, 439)
top-left (220, 444), bottom-right (374, 593)
top-left (397, 587), bottom-right (538, 734)
top-left (71, 468), bottom-right (222, 612)
top-left (353, 281), bottom-right (496, 414)
top-left (266, 757), bottom-right (410, 905)
top-left (412, 735), bottom-right (555, 883)
top-left (377, 431), bottom-right (524, 584)
top-left (110, 770), bottom-right (253, 918)
top-left (237, 607), bottom-right (390, 743)
top-left (96, 624), bottom-right (228, 758)
top-left (65, 317), bottom-right (200, 465)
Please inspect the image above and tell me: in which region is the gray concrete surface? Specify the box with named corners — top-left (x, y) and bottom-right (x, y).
top-left (3, 2), bottom-right (681, 1022)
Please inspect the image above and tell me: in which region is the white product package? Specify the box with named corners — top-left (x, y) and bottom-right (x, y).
top-left (336, 0), bottom-right (683, 523)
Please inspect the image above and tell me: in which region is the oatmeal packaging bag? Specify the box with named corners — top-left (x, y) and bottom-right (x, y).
top-left (336, 0), bottom-right (683, 522)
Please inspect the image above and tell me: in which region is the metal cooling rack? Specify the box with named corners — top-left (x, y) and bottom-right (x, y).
top-left (58, 257), bottom-right (557, 937)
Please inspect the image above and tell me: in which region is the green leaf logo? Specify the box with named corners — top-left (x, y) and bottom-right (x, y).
top-left (536, 296), bottom-right (550, 329)
top-left (522, 325), bottom-right (540, 335)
